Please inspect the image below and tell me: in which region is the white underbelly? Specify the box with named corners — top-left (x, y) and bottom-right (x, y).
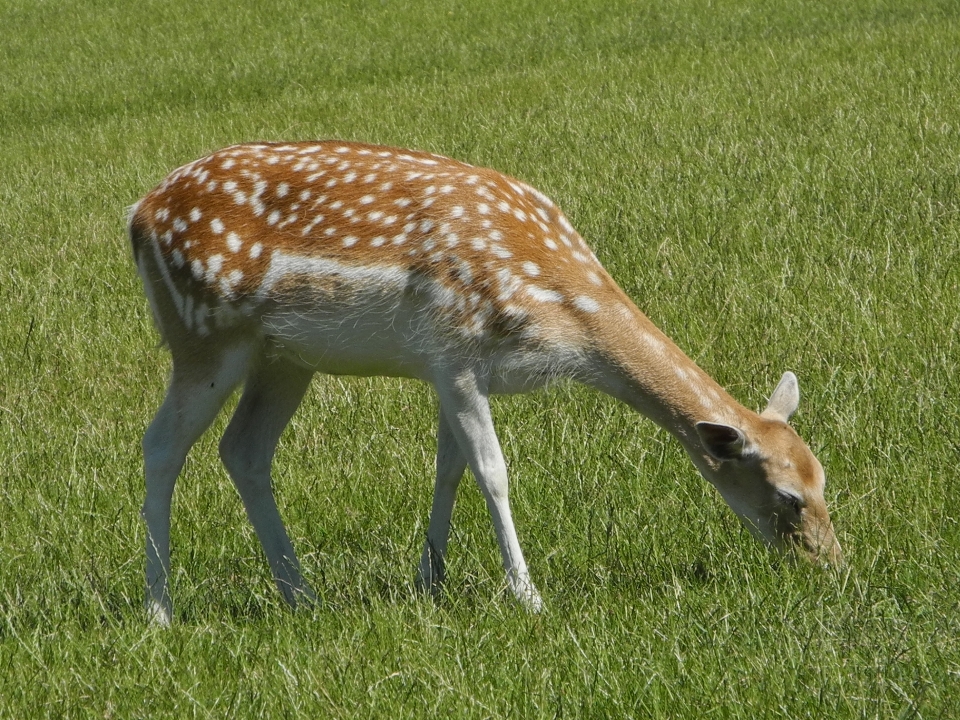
top-left (261, 305), bottom-right (435, 379)
top-left (252, 252), bottom-right (583, 391)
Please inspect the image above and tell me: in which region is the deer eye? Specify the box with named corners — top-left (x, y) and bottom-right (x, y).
top-left (776, 490), bottom-right (804, 514)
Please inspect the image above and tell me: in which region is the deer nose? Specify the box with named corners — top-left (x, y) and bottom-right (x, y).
top-left (821, 536), bottom-right (844, 569)
top-left (802, 523), bottom-right (843, 569)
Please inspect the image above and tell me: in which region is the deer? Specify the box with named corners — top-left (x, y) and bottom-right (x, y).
top-left (128, 140), bottom-right (842, 625)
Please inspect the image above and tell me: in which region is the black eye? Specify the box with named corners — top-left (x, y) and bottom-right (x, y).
top-left (777, 490), bottom-right (804, 513)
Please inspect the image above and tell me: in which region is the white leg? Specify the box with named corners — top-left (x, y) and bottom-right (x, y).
top-left (219, 356), bottom-right (316, 610)
top-left (435, 369), bottom-right (543, 611)
top-left (416, 406), bottom-right (467, 595)
top-left (142, 344), bottom-right (252, 626)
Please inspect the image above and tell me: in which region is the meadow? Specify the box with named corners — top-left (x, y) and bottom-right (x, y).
top-left (1, 0), bottom-right (959, 716)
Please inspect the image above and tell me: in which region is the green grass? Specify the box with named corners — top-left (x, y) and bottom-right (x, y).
top-left (2, 0), bottom-right (959, 716)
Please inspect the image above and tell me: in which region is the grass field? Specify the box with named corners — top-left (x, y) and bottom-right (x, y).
top-left (2, 0), bottom-right (959, 716)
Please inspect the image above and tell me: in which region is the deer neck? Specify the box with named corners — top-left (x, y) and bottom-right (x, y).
top-left (583, 302), bottom-right (752, 458)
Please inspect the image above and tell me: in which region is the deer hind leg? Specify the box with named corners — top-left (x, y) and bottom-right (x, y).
top-left (434, 369), bottom-right (543, 612)
top-left (417, 405), bottom-right (468, 596)
top-left (142, 342), bottom-right (253, 626)
top-left (218, 355), bottom-right (316, 611)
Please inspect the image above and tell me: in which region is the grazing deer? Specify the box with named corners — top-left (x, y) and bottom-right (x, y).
top-left (129, 141), bottom-right (841, 624)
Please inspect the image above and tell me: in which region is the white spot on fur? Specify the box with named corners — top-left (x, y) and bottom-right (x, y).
top-left (527, 286), bottom-right (562, 303)
top-left (189, 208), bottom-right (202, 223)
top-left (205, 254), bottom-right (224, 282)
top-left (496, 268), bottom-right (522, 301)
top-left (226, 232), bottom-right (242, 253)
top-left (521, 261), bottom-right (540, 277)
top-left (250, 243), bottom-right (262, 259)
top-left (641, 332), bottom-right (665, 353)
top-left (302, 215), bottom-right (325, 235)
top-left (574, 295), bottom-right (600, 313)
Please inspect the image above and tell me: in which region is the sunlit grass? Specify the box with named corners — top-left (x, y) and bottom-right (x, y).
top-left (1, 0), bottom-right (959, 716)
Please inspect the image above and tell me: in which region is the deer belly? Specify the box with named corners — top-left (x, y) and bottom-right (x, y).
top-left (259, 299), bottom-right (437, 379)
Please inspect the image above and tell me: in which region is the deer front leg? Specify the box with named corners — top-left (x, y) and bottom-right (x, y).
top-left (434, 369), bottom-right (543, 612)
top-left (417, 406), bottom-right (468, 596)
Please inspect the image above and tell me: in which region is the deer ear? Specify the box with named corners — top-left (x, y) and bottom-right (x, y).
top-left (696, 422), bottom-right (748, 461)
top-left (761, 371), bottom-right (800, 422)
